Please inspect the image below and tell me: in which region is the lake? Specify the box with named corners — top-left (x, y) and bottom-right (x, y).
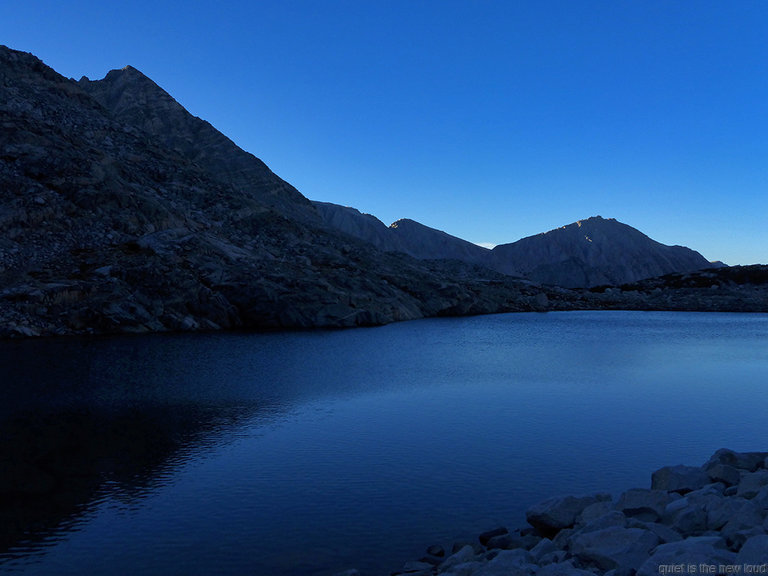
top-left (0, 311), bottom-right (767, 575)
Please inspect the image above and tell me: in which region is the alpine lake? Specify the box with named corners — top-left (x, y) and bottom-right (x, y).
top-left (1, 311), bottom-right (767, 575)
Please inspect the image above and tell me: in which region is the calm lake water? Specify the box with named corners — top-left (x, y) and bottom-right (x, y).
top-left (0, 311), bottom-right (767, 575)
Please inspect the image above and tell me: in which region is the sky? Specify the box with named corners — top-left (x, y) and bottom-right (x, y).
top-left (2, 1), bottom-right (767, 265)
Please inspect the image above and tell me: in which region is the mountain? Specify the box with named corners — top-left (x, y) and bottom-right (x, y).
top-left (312, 201), bottom-right (406, 252)
top-left (312, 201), bottom-right (492, 266)
top-left (0, 45), bottom-right (564, 337)
top-left (77, 66), bottom-right (317, 224)
top-left (490, 216), bottom-right (717, 288)
top-left (314, 203), bottom-right (715, 289)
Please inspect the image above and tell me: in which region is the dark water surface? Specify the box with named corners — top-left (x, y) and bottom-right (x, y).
top-left (1, 311), bottom-right (767, 575)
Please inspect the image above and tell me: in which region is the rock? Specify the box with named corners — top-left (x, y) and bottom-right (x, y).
top-left (626, 519), bottom-right (683, 544)
top-left (483, 529), bottom-right (539, 551)
top-left (439, 545), bottom-right (482, 573)
top-left (535, 561), bottom-right (596, 576)
top-left (471, 549), bottom-right (534, 576)
top-left (753, 485), bottom-right (768, 510)
top-left (616, 488), bottom-right (675, 522)
top-left (569, 526), bottom-right (659, 572)
top-left (652, 465), bottom-right (711, 494)
top-left (705, 449), bottom-right (768, 473)
top-left (525, 493), bottom-right (611, 537)
top-left (736, 534), bottom-right (768, 563)
top-left (578, 499), bottom-right (615, 524)
top-left (576, 510), bottom-right (628, 534)
top-left (450, 542), bottom-right (483, 555)
top-left (720, 500), bottom-right (766, 547)
top-left (635, 536), bottom-right (736, 576)
top-left (528, 538), bottom-right (557, 563)
top-left (705, 462), bottom-right (742, 486)
top-left (737, 469), bottom-right (768, 499)
top-left (707, 497), bottom-right (763, 532)
top-left (727, 527), bottom-right (768, 553)
top-left (394, 560), bottom-right (435, 575)
top-left (426, 545), bottom-right (445, 558)
top-left (478, 527), bottom-right (508, 546)
top-left (440, 565), bottom-right (483, 576)
top-left (668, 502), bottom-right (708, 537)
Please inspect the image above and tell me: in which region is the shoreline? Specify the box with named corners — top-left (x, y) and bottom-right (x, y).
top-left (337, 448), bottom-right (768, 576)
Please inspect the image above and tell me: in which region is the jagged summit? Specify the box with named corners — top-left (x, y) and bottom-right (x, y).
top-left (77, 61), bottom-right (318, 223)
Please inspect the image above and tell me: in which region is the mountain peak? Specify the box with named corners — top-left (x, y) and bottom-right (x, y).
top-left (492, 216), bottom-right (714, 287)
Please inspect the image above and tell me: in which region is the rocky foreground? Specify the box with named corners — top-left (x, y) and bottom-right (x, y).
top-left (339, 449), bottom-right (768, 576)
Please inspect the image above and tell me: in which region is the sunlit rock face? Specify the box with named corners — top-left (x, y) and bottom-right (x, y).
top-left (0, 45), bottom-right (561, 337)
top-left (490, 216), bottom-right (717, 288)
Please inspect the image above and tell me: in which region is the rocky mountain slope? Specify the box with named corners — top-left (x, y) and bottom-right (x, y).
top-left (490, 216), bottom-right (716, 288)
top-left (313, 201), bottom-right (491, 266)
top-left (0, 45), bottom-right (576, 337)
top-left (314, 203), bottom-right (716, 288)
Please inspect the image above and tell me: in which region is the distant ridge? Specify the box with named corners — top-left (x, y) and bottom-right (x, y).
top-left (490, 216), bottom-right (717, 288)
top-left (314, 203), bottom-right (716, 288)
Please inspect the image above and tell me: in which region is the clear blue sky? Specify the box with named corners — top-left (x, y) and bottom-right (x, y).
top-left (3, 1), bottom-right (767, 264)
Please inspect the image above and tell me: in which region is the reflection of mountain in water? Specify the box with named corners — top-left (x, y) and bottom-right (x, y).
top-left (0, 333), bottom-right (297, 560)
top-left (0, 406), bottom-right (252, 556)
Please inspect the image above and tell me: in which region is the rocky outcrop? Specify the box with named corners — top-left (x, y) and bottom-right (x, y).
top-left (351, 448), bottom-right (768, 576)
top-left (592, 265), bottom-right (768, 312)
top-left (490, 216), bottom-right (717, 288)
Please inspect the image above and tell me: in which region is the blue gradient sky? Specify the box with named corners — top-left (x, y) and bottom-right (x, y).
top-left (3, 1), bottom-right (766, 264)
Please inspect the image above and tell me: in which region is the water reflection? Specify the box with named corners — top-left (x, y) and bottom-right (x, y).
top-left (0, 333), bottom-right (291, 564)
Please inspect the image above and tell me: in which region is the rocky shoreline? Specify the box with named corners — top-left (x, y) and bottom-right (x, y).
top-left (337, 449), bottom-right (768, 576)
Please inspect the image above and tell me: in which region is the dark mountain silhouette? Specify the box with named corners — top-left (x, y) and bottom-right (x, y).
top-left (0, 45), bottom-right (565, 337)
top-left (1, 45), bottom-right (760, 337)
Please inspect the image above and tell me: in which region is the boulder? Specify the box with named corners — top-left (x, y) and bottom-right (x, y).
top-left (576, 510), bottom-right (628, 534)
top-left (626, 519), bottom-right (683, 544)
top-left (635, 536), bottom-right (736, 576)
top-left (528, 538), bottom-right (557, 563)
top-left (705, 462), bottom-right (742, 486)
top-left (484, 531), bottom-right (538, 551)
top-left (737, 469), bottom-right (768, 499)
top-left (753, 485), bottom-right (768, 510)
top-left (736, 533), bottom-right (768, 563)
top-left (578, 499), bottom-right (614, 524)
top-left (616, 488), bottom-right (675, 522)
top-left (478, 526), bottom-right (508, 546)
top-left (526, 493), bottom-right (611, 537)
top-left (707, 497), bottom-right (763, 531)
top-left (705, 449), bottom-right (768, 473)
top-left (471, 549), bottom-right (535, 576)
top-left (393, 560), bottom-right (434, 575)
top-left (652, 465), bottom-right (710, 494)
top-left (427, 544), bottom-right (445, 558)
top-left (535, 561), bottom-right (596, 576)
top-left (721, 501), bottom-right (766, 547)
top-left (439, 545), bottom-right (482, 573)
top-left (569, 526), bottom-right (659, 572)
